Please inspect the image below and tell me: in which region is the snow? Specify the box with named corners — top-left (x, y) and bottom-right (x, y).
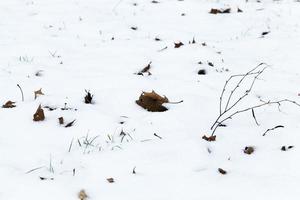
top-left (1, 0), bottom-right (300, 199)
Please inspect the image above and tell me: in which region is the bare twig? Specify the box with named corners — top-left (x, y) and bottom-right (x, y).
top-left (154, 133), bottom-right (162, 139)
top-left (211, 63), bottom-right (267, 131)
top-left (251, 108), bottom-right (260, 126)
top-left (262, 125), bottom-right (284, 136)
top-left (211, 99), bottom-right (300, 135)
top-left (68, 138), bottom-right (74, 152)
top-left (17, 84), bottom-right (24, 102)
top-left (210, 63), bottom-right (300, 135)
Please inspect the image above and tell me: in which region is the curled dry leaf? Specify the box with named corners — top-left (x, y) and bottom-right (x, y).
top-left (34, 88), bottom-right (44, 100)
top-left (58, 117), bottom-right (64, 125)
top-left (107, 177), bottom-right (115, 183)
top-left (198, 69), bottom-right (206, 75)
top-left (78, 189), bottom-right (88, 200)
top-left (210, 8), bottom-right (231, 14)
top-left (218, 168), bottom-right (227, 175)
top-left (244, 146), bottom-right (255, 155)
top-left (281, 145), bottom-right (294, 151)
top-left (136, 90), bottom-right (169, 112)
top-left (136, 62), bottom-right (152, 76)
top-left (174, 41), bottom-right (184, 48)
top-left (2, 101), bottom-right (16, 108)
top-left (84, 90), bottom-right (93, 104)
top-left (33, 105), bottom-right (45, 121)
top-left (202, 135), bottom-right (216, 142)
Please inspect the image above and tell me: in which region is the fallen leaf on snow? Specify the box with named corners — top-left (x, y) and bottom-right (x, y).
top-left (33, 105), bottom-right (45, 121)
top-left (136, 90), bottom-right (169, 112)
top-left (202, 135), bottom-right (216, 142)
top-left (84, 90), bottom-right (93, 104)
top-left (58, 117), bottom-right (64, 125)
top-left (78, 189), bottom-right (88, 200)
top-left (218, 168), bottom-right (227, 175)
top-left (174, 41), bottom-right (184, 48)
top-left (34, 88), bottom-right (44, 100)
top-left (107, 177), bottom-right (115, 183)
top-left (281, 145), bottom-right (294, 151)
top-left (2, 101), bottom-right (16, 108)
top-left (210, 8), bottom-right (231, 14)
top-left (244, 146), bottom-right (255, 155)
top-left (136, 62), bottom-right (152, 76)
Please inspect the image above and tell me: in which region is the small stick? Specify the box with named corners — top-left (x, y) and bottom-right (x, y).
top-left (154, 133), bottom-right (162, 139)
top-left (252, 108), bottom-right (260, 126)
top-left (68, 138), bottom-right (74, 152)
top-left (262, 125), bottom-right (284, 136)
top-left (17, 84), bottom-right (24, 102)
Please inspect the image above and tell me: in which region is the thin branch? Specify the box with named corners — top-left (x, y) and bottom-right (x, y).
top-left (219, 63), bottom-right (265, 115)
top-left (211, 63), bottom-right (267, 130)
top-left (251, 108), bottom-right (260, 126)
top-left (17, 84), bottom-right (24, 102)
top-left (211, 99), bottom-right (300, 135)
top-left (262, 125), bottom-right (284, 136)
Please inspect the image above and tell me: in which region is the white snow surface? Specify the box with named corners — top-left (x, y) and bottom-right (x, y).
top-left (1, 0), bottom-right (300, 199)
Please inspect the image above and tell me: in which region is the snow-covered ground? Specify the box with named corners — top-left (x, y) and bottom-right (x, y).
top-left (1, 0), bottom-right (300, 199)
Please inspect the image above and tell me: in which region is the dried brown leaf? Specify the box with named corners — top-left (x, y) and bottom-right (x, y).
top-left (34, 88), bottom-right (44, 100)
top-left (107, 177), bottom-right (115, 183)
top-left (244, 146), bottom-right (255, 155)
top-left (136, 90), bottom-right (169, 112)
top-left (136, 62), bottom-right (152, 76)
top-left (78, 189), bottom-right (88, 200)
top-left (58, 117), bottom-right (64, 125)
top-left (210, 8), bottom-right (231, 14)
top-left (218, 168), bottom-right (227, 175)
top-left (84, 90), bottom-right (93, 104)
top-left (281, 145), bottom-right (294, 151)
top-left (202, 135), bottom-right (216, 142)
top-left (33, 105), bottom-right (45, 121)
top-left (2, 101), bottom-right (16, 108)
top-left (174, 41), bottom-right (184, 48)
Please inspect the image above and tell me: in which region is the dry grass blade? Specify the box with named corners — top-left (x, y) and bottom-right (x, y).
top-left (33, 105), bottom-right (45, 121)
top-left (136, 90), bottom-right (169, 112)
